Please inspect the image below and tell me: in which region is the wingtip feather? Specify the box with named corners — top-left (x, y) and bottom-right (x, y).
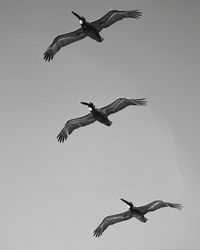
top-left (173, 203), bottom-right (183, 210)
top-left (93, 228), bottom-right (101, 238)
top-left (57, 129), bottom-right (68, 143)
top-left (132, 98), bottom-right (147, 106)
top-left (43, 50), bottom-right (54, 62)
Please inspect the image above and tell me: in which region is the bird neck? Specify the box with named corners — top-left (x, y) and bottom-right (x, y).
top-left (89, 105), bottom-right (96, 113)
top-left (79, 17), bottom-right (86, 26)
top-left (129, 208), bottom-right (135, 215)
top-left (129, 204), bottom-right (135, 212)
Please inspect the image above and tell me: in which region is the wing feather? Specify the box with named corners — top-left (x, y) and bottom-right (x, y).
top-left (44, 28), bottom-right (86, 61)
top-left (93, 211), bottom-right (132, 237)
top-left (137, 200), bottom-right (183, 214)
top-left (57, 113), bottom-right (95, 143)
top-left (92, 10), bottom-right (142, 32)
top-left (100, 98), bottom-right (146, 116)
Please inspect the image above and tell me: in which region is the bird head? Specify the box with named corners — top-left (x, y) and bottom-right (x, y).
top-left (80, 101), bottom-right (95, 111)
top-left (120, 198), bottom-right (134, 210)
top-left (71, 11), bottom-right (86, 24)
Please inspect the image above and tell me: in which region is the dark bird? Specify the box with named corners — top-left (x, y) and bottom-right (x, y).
top-left (57, 98), bottom-right (146, 143)
top-left (44, 9), bottom-right (142, 61)
top-left (93, 198), bottom-right (182, 237)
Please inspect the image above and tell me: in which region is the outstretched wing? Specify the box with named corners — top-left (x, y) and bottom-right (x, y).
top-left (92, 10), bottom-right (142, 32)
top-left (100, 98), bottom-right (147, 116)
top-left (57, 113), bottom-right (95, 143)
top-left (137, 200), bottom-right (183, 214)
top-left (93, 211), bottom-right (132, 237)
top-left (44, 28), bottom-right (87, 61)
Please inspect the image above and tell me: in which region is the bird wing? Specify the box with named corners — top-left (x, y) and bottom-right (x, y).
top-left (137, 200), bottom-right (183, 214)
top-left (92, 10), bottom-right (142, 32)
top-left (57, 113), bottom-right (95, 142)
top-left (93, 211), bottom-right (132, 237)
top-left (100, 98), bottom-right (147, 116)
top-left (44, 28), bottom-right (87, 61)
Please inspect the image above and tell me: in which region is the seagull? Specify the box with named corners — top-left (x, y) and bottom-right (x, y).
top-left (44, 9), bottom-right (142, 61)
top-left (93, 198), bottom-right (182, 237)
top-left (57, 98), bottom-right (146, 142)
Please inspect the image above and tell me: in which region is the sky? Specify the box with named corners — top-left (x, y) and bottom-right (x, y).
top-left (0, 0), bottom-right (200, 249)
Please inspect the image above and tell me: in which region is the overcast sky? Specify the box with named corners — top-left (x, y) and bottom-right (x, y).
top-left (0, 0), bottom-right (200, 249)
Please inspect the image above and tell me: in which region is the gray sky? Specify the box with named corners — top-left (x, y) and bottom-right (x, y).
top-left (0, 0), bottom-right (200, 249)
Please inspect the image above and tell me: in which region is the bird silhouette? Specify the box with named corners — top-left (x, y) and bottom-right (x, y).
top-left (93, 198), bottom-right (182, 237)
top-left (44, 10), bottom-right (142, 61)
top-left (57, 98), bottom-right (146, 143)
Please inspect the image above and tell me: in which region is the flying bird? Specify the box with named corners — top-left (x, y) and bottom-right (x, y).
top-left (93, 198), bottom-right (182, 237)
top-left (44, 9), bottom-right (142, 61)
top-left (57, 98), bottom-right (146, 143)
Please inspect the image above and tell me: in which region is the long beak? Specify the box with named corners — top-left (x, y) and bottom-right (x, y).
top-left (80, 101), bottom-right (90, 106)
top-left (71, 11), bottom-right (82, 20)
top-left (120, 198), bottom-right (132, 207)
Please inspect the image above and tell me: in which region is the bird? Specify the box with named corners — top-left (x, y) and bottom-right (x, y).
top-left (43, 9), bottom-right (142, 61)
top-left (93, 198), bottom-right (182, 237)
top-left (57, 98), bottom-right (146, 143)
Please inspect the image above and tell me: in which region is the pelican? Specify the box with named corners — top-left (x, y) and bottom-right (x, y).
top-left (44, 9), bottom-right (142, 61)
top-left (93, 198), bottom-right (182, 237)
top-left (57, 98), bottom-right (146, 143)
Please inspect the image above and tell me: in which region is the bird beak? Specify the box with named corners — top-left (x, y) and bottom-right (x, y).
top-left (120, 198), bottom-right (132, 207)
top-left (71, 11), bottom-right (82, 20)
top-left (80, 101), bottom-right (89, 106)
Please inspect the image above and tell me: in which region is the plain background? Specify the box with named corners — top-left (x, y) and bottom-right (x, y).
top-left (0, 0), bottom-right (200, 249)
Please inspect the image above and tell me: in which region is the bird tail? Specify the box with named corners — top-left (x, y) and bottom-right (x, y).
top-left (108, 120), bottom-right (112, 126)
top-left (100, 36), bottom-right (104, 42)
top-left (130, 98), bottom-right (147, 106)
top-left (167, 202), bottom-right (183, 210)
top-left (96, 36), bottom-right (104, 42)
top-left (105, 120), bottom-right (112, 126)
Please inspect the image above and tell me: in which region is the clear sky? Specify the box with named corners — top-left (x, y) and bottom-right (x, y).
top-left (0, 0), bottom-right (200, 249)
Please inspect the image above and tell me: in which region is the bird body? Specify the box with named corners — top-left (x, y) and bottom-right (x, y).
top-left (71, 11), bottom-right (104, 42)
top-left (82, 22), bottom-right (104, 42)
top-left (82, 22), bottom-right (104, 43)
top-left (130, 209), bottom-right (148, 223)
top-left (80, 102), bottom-right (112, 126)
top-left (57, 98), bottom-right (146, 143)
top-left (93, 198), bottom-right (182, 237)
top-left (44, 10), bottom-right (142, 61)
top-left (91, 108), bottom-right (112, 126)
